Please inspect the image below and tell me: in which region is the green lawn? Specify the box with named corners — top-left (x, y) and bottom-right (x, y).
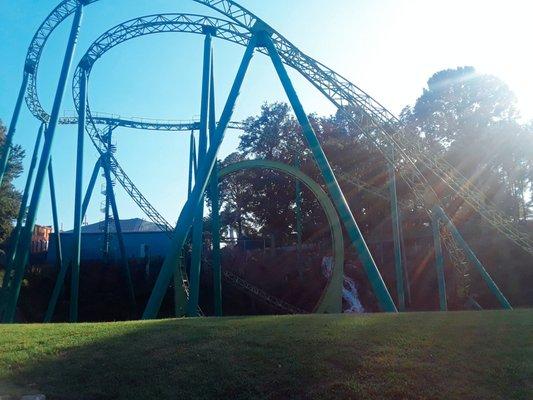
top-left (1, 310), bottom-right (532, 399)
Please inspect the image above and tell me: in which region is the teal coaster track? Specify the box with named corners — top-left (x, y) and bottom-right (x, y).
top-left (0, 0), bottom-right (524, 322)
top-left (218, 160), bottom-right (346, 315)
top-left (59, 111), bottom-right (245, 132)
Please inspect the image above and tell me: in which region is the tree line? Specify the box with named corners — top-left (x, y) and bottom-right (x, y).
top-left (214, 66), bottom-right (533, 307)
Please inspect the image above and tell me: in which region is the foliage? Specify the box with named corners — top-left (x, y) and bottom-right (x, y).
top-left (216, 67), bottom-right (533, 309)
top-left (0, 120), bottom-right (25, 248)
top-left (218, 102), bottom-right (393, 245)
top-left (401, 67), bottom-right (533, 222)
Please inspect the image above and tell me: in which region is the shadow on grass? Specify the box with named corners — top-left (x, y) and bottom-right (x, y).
top-left (1, 311), bottom-right (532, 400)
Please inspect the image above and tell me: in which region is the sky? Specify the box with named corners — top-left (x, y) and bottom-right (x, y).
top-left (1, 0), bottom-right (533, 230)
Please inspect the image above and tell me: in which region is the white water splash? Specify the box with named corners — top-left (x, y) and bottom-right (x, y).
top-left (342, 276), bottom-right (365, 314)
top-left (321, 257), bottom-right (365, 314)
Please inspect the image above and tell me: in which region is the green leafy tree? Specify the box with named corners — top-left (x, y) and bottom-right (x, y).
top-left (0, 120), bottom-right (25, 248)
top-left (216, 152), bottom-right (257, 238)
top-left (400, 67), bottom-right (533, 306)
top-left (237, 103), bottom-right (309, 242)
top-left (220, 102), bottom-right (395, 245)
top-left (401, 66), bottom-right (532, 223)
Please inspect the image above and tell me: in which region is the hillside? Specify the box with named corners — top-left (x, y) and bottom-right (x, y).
top-left (1, 310), bottom-right (532, 399)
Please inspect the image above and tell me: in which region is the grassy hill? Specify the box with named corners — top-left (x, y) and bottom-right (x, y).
top-left (1, 310), bottom-right (531, 399)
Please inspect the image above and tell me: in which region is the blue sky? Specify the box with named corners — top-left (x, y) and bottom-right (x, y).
top-left (1, 0), bottom-right (533, 230)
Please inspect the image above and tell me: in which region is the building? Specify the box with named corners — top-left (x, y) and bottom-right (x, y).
top-left (31, 225), bottom-right (52, 254)
top-left (47, 218), bottom-right (170, 263)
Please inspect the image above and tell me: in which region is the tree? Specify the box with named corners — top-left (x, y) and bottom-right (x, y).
top-left (215, 152), bottom-right (257, 238)
top-left (400, 66), bottom-right (532, 223)
top-left (0, 120), bottom-right (25, 248)
top-left (220, 102), bottom-right (395, 245)
top-left (400, 67), bottom-right (533, 307)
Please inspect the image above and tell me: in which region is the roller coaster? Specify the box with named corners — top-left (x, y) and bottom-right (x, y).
top-left (1, 0), bottom-right (529, 323)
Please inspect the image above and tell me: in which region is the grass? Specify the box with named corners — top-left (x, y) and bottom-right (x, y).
top-left (0, 310), bottom-right (532, 400)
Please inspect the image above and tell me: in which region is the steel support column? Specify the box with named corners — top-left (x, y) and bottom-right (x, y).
top-left (81, 157), bottom-right (102, 219)
top-left (208, 55), bottom-right (223, 317)
top-left (173, 254), bottom-right (187, 317)
top-left (388, 151), bottom-right (405, 311)
top-left (48, 160), bottom-right (63, 270)
top-left (1, 123), bottom-right (45, 294)
top-left (187, 30), bottom-right (213, 317)
top-left (431, 212), bottom-right (447, 311)
top-left (261, 32), bottom-right (397, 312)
top-left (173, 131), bottom-right (199, 317)
top-left (295, 155), bottom-right (303, 277)
top-left (69, 68), bottom-right (87, 322)
top-left (3, 5), bottom-right (84, 323)
top-left (399, 219), bottom-right (412, 306)
top-left (188, 131), bottom-right (196, 195)
top-left (142, 36), bottom-right (257, 319)
top-left (174, 132), bottom-right (199, 317)
top-left (192, 134), bottom-right (198, 179)
top-left (433, 206), bottom-right (512, 310)
top-left (103, 161), bottom-right (136, 311)
top-left (42, 160), bottom-right (66, 323)
top-left (102, 129), bottom-right (113, 261)
top-left (0, 70), bottom-right (30, 187)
